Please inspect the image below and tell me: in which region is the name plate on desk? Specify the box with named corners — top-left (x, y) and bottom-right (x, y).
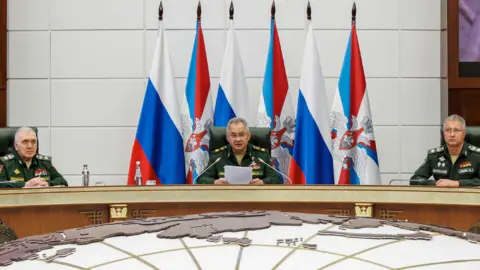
top-left (146, 180), bottom-right (157, 185)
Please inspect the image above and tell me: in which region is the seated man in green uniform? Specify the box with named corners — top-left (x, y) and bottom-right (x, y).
top-left (0, 127), bottom-right (68, 188)
top-left (411, 115), bottom-right (480, 187)
top-left (197, 117), bottom-right (281, 185)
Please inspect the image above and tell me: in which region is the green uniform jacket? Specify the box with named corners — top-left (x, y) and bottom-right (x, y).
top-left (410, 142), bottom-right (480, 186)
top-left (197, 144), bottom-right (282, 184)
top-left (0, 150), bottom-right (68, 188)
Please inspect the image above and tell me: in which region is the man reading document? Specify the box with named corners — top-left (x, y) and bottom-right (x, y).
top-left (196, 117), bottom-right (281, 185)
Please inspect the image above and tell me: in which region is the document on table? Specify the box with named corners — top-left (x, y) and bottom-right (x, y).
top-left (224, 166), bottom-right (252, 184)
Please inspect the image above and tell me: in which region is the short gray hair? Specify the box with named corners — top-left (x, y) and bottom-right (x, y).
top-left (443, 114), bottom-right (466, 130)
top-left (226, 117), bottom-right (250, 135)
top-left (15, 127), bottom-right (36, 144)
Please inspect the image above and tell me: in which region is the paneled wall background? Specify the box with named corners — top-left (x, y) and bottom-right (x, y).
top-left (7, 0), bottom-right (447, 186)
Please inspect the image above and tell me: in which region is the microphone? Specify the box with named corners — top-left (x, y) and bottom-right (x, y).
top-left (193, 157), bottom-right (222, 184)
top-left (257, 158), bottom-right (292, 185)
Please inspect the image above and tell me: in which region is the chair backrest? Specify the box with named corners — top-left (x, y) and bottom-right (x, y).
top-left (0, 221), bottom-right (18, 244)
top-left (209, 126), bottom-right (271, 154)
top-left (0, 127), bottom-right (38, 157)
top-left (440, 126), bottom-right (480, 147)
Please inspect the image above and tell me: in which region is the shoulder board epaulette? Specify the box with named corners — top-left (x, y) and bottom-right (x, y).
top-left (468, 145), bottom-right (480, 153)
top-left (428, 146), bottom-right (444, 155)
top-left (253, 145), bottom-right (267, 152)
top-left (213, 146), bottom-right (227, 153)
top-left (0, 154), bottom-right (14, 162)
top-left (36, 154), bottom-right (51, 161)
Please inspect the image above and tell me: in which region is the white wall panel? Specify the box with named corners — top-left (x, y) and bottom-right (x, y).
top-left (374, 126), bottom-right (401, 173)
top-left (400, 0), bottom-right (441, 30)
top-left (51, 128), bottom-right (136, 175)
top-left (400, 31), bottom-right (441, 77)
top-left (51, 31), bottom-right (144, 78)
top-left (357, 31), bottom-right (398, 77)
top-left (145, 0), bottom-right (226, 30)
top-left (245, 78), bottom-right (263, 125)
top-left (278, 30), bottom-right (305, 78)
top-left (37, 127), bottom-right (51, 157)
top-left (311, 0), bottom-right (352, 30)
top-left (400, 126), bottom-right (441, 173)
top-left (7, 79), bottom-right (50, 127)
top-left (236, 30), bottom-right (269, 77)
top-left (367, 79), bottom-right (399, 125)
top-left (324, 78), bottom-right (338, 110)
top-left (7, 0), bottom-right (49, 30)
top-left (6, 0), bottom-right (446, 184)
top-left (157, 30), bottom-right (226, 78)
top-left (400, 79), bottom-right (441, 125)
top-left (51, 79), bottom-right (145, 126)
top-left (315, 30), bottom-right (350, 77)
top-left (50, 0), bottom-right (144, 30)
top-left (8, 32), bottom-right (50, 78)
top-left (230, 0), bottom-right (272, 30)
top-left (355, 0), bottom-right (399, 30)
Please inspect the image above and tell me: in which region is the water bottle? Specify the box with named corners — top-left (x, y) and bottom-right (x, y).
top-left (82, 164), bottom-right (90, 187)
top-left (134, 161), bottom-right (143, 186)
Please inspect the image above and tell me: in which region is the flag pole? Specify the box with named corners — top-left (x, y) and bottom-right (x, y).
top-left (352, 2), bottom-right (356, 25)
top-left (271, 0), bottom-right (276, 20)
top-left (158, 1), bottom-right (163, 21)
top-left (307, 1), bottom-right (311, 21)
top-left (197, 1), bottom-right (202, 21)
top-left (158, 1), bottom-right (163, 34)
top-left (229, 0), bottom-right (234, 20)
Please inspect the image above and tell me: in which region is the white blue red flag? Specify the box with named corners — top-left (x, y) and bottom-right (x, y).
top-left (256, 19), bottom-right (296, 178)
top-left (181, 20), bottom-right (213, 184)
top-left (330, 21), bottom-right (381, 185)
top-left (128, 21), bottom-right (185, 185)
top-left (214, 19), bottom-right (249, 126)
top-left (289, 21), bottom-right (334, 185)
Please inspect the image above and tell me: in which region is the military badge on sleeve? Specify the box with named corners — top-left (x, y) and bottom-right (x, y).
top-left (14, 169), bottom-right (20, 175)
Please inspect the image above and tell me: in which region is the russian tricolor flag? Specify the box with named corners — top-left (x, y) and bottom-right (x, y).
top-left (127, 20), bottom-right (186, 185)
top-left (214, 18), bottom-right (249, 126)
top-left (289, 21), bottom-right (334, 185)
top-left (330, 20), bottom-right (381, 185)
top-left (183, 19), bottom-right (213, 184)
top-left (256, 18), bottom-right (296, 178)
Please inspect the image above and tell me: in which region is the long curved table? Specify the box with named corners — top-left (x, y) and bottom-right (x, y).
top-left (0, 185), bottom-right (479, 237)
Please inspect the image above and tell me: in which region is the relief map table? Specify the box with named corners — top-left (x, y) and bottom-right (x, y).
top-left (0, 185), bottom-right (478, 237)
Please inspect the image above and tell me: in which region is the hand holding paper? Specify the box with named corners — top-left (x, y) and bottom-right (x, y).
top-left (224, 166), bottom-right (252, 184)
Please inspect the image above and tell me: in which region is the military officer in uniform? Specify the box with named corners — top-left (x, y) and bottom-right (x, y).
top-left (411, 115), bottom-right (480, 187)
top-left (0, 127), bottom-right (68, 188)
top-left (197, 117), bottom-right (281, 185)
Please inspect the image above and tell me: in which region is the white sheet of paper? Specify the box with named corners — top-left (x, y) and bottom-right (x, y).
top-left (224, 166), bottom-right (252, 184)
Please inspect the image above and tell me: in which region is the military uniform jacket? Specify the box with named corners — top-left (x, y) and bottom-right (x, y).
top-left (0, 150), bottom-right (68, 188)
top-left (196, 144), bottom-right (282, 184)
top-left (410, 142), bottom-right (480, 186)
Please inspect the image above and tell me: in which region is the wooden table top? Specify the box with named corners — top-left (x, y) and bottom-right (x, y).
top-left (0, 185), bottom-right (478, 207)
